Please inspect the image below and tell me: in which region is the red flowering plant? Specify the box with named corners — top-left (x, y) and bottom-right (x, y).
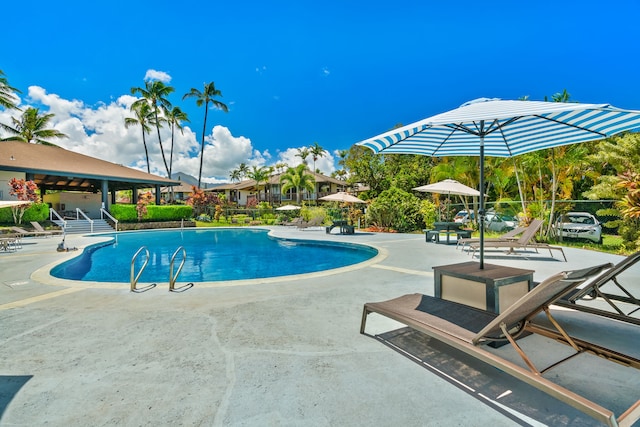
top-left (135, 191), bottom-right (154, 221)
top-left (8, 178), bottom-right (40, 224)
top-left (186, 186), bottom-right (220, 216)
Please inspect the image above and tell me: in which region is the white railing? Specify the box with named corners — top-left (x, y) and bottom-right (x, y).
top-left (100, 208), bottom-right (119, 232)
top-left (76, 208), bottom-right (94, 233)
top-left (49, 208), bottom-right (67, 230)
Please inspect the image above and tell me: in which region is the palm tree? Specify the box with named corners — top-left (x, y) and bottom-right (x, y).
top-left (131, 80), bottom-right (174, 177)
top-left (237, 162), bottom-right (249, 179)
top-left (183, 82), bottom-right (228, 188)
top-left (0, 107), bottom-right (67, 145)
top-left (280, 164), bottom-right (315, 204)
top-left (124, 102), bottom-right (154, 173)
top-left (0, 70), bottom-right (20, 110)
top-left (274, 162), bottom-right (288, 174)
top-left (309, 142), bottom-right (326, 202)
top-left (247, 166), bottom-right (270, 203)
top-left (165, 106), bottom-right (189, 178)
top-left (229, 169), bottom-right (242, 182)
top-left (295, 147), bottom-right (310, 165)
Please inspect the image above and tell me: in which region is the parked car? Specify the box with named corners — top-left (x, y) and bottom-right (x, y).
top-left (555, 212), bottom-right (603, 244)
top-left (453, 210), bottom-right (474, 224)
top-left (484, 212), bottom-right (518, 232)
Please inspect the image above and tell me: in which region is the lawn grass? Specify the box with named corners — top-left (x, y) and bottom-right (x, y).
top-left (463, 230), bottom-right (630, 255)
top-left (552, 234), bottom-right (630, 255)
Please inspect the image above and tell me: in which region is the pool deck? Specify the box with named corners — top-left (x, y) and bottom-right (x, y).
top-left (0, 227), bottom-right (638, 426)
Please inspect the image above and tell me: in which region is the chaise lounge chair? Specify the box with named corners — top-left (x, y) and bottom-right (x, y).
top-left (297, 216), bottom-right (324, 230)
top-left (282, 217), bottom-right (303, 226)
top-left (467, 219), bottom-right (567, 261)
top-left (555, 251), bottom-right (640, 326)
top-left (361, 262), bottom-right (640, 426)
top-left (11, 226), bottom-right (53, 238)
top-left (31, 221), bottom-right (63, 235)
top-left (455, 225), bottom-right (527, 250)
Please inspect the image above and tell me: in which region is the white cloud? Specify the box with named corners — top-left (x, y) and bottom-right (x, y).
top-left (144, 69), bottom-right (172, 83)
top-left (0, 87), bottom-right (336, 184)
top-left (276, 147), bottom-right (335, 175)
top-left (322, 67), bottom-right (330, 76)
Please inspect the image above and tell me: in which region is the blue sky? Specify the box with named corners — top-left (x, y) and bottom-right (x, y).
top-left (2, 0), bottom-right (640, 183)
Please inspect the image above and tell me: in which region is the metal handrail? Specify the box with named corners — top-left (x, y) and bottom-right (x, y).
top-left (130, 246), bottom-right (149, 292)
top-left (49, 208), bottom-right (67, 230)
top-left (100, 208), bottom-right (119, 232)
top-left (76, 208), bottom-right (94, 233)
top-left (169, 246), bottom-right (187, 291)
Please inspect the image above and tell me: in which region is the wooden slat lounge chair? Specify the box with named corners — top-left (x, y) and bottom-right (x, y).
top-left (455, 225), bottom-right (526, 250)
top-left (555, 251), bottom-right (640, 326)
top-left (282, 217), bottom-right (303, 226)
top-left (297, 217), bottom-right (324, 229)
top-left (467, 219), bottom-right (567, 261)
top-left (11, 226), bottom-right (52, 238)
top-left (31, 221), bottom-right (63, 235)
top-left (361, 263), bottom-right (640, 426)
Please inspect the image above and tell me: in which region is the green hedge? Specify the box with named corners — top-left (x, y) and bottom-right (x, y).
top-left (0, 203), bottom-right (49, 224)
top-left (110, 204), bottom-right (193, 222)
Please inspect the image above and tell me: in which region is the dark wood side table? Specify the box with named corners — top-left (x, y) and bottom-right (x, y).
top-left (433, 261), bottom-right (534, 313)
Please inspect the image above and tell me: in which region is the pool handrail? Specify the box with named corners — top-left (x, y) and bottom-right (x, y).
top-left (169, 246), bottom-right (187, 291)
top-left (130, 246), bottom-right (150, 292)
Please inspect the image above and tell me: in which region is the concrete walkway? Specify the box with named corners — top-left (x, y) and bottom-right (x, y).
top-left (0, 227), bottom-right (637, 426)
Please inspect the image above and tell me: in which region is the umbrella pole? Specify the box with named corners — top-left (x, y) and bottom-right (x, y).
top-left (479, 134), bottom-right (485, 269)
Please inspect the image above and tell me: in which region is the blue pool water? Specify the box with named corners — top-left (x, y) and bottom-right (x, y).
top-left (51, 228), bottom-right (378, 283)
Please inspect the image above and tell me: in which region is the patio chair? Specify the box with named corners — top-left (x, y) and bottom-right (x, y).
top-left (297, 216), bottom-right (324, 230)
top-left (31, 221), bottom-right (63, 235)
top-left (0, 235), bottom-right (20, 252)
top-left (467, 219), bottom-right (567, 261)
top-left (555, 251), bottom-right (640, 326)
top-left (455, 225), bottom-right (526, 250)
top-left (361, 262), bottom-right (640, 426)
top-left (282, 217), bottom-right (303, 226)
top-left (11, 226), bottom-right (52, 238)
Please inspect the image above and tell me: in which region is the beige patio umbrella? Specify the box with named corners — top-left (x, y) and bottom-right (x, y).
top-left (275, 204), bottom-right (301, 211)
top-left (319, 192), bottom-right (366, 203)
top-left (413, 179), bottom-right (480, 221)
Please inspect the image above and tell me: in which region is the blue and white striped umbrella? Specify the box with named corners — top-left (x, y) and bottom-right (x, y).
top-left (357, 98), bottom-right (640, 268)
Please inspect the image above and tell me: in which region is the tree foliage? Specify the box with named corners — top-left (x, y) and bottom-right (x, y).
top-left (1, 107), bottom-right (68, 145)
top-left (366, 187), bottom-right (422, 232)
top-left (280, 164), bottom-right (315, 204)
top-left (7, 178), bottom-right (40, 224)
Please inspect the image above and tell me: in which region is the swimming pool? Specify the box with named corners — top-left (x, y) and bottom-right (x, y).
top-left (50, 228), bottom-right (378, 283)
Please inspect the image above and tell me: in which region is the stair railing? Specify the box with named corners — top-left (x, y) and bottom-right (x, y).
top-left (100, 208), bottom-right (119, 232)
top-left (49, 208), bottom-right (67, 231)
top-left (76, 208), bottom-right (94, 233)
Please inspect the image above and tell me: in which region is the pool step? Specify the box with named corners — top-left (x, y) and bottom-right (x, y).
top-left (52, 219), bottom-right (115, 234)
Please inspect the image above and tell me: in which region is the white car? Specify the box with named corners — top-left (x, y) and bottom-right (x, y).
top-left (556, 212), bottom-right (603, 244)
top-left (484, 212), bottom-right (518, 232)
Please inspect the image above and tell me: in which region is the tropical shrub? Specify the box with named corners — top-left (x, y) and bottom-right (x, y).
top-left (366, 187), bottom-right (422, 232)
top-left (300, 206), bottom-right (326, 223)
top-left (0, 203), bottom-right (48, 224)
top-left (419, 199), bottom-right (438, 230)
top-left (110, 204), bottom-right (192, 222)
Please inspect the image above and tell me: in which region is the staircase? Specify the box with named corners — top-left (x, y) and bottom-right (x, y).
top-left (53, 219), bottom-right (115, 234)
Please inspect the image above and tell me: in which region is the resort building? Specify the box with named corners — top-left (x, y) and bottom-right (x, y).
top-left (211, 170), bottom-right (347, 206)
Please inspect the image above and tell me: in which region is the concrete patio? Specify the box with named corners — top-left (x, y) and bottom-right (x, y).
top-left (0, 227), bottom-right (637, 426)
